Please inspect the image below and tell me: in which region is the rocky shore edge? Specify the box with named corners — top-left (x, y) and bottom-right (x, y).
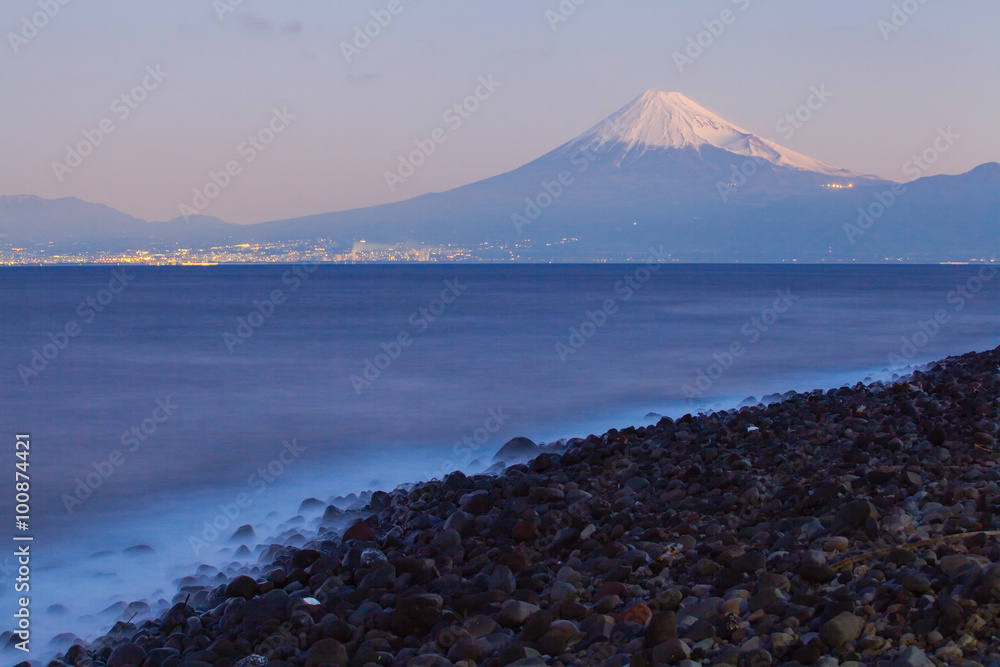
top-left (16, 345), bottom-right (1000, 667)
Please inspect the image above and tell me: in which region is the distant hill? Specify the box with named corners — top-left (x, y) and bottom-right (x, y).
top-left (0, 195), bottom-right (234, 250)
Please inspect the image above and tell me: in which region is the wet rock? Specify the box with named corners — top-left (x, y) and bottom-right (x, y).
top-left (392, 593), bottom-right (444, 636)
top-left (535, 619), bottom-right (584, 655)
top-left (900, 573), bottom-right (932, 594)
top-left (431, 528), bottom-right (463, 552)
top-left (497, 600), bottom-right (540, 628)
top-left (833, 500), bottom-right (877, 535)
top-left (616, 602), bottom-right (652, 627)
top-left (459, 490), bottom-right (493, 515)
top-left (819, 611), bottom-right (864, 648)
top-left (497, 645), bottom-right (544, 666)
top-left (975, 564), bottom-right (1000, 602)
top-left (369, 489), bottom-right (391, 510)
top-left (242, 589), bottom-right (290, 625)
top-left (594, 594), bottom-right (621, 614)
top-left (645, 611), bottom-right (677, 648)
top-left (360, 546), bottom-right (388, 565)
top-left (298, 497), bottom-right (325, 512)
top-left (229, 524), bottom-right (256, 543)
top-left (107, 643), bottom-right (147, 667)
top-left (519, 609), bottom-right (554, 643)
top-left (321, 504), bottom-right (344, 522)
top-left (490, 564), bottom-right (517, 595)
top-left (582, 614), bottom-right (615, 642)
top-left (447, 636), bottom-right (491, 662)
top-left (799, 561), bottom-right (837, 583)
top-left (892, 645), bottom-right (931, 666)
top-left (123, 544), bottom-right (154, 556)
top-left (443, 509), bottom-right (474, 535)
top-left (748, 587), bottom-right (787, 613)
top-left (732, 551), bottom-right (765, 574)
top-left (359, 562), bottom-right (396, 589)
top-left (342, 518), bottom-right (375, 541)
top-left (512, 519), bottom-right (538, 542)
top-left (651, 638), bottom-right (692, 663)
top-left (744, 648), bottom-right (773, 666)
top-left (493, 437), bottom-right (539, 463)
top-left (824, 536), bottom-right (849, 552)
top-left (291, 548), bottom-right (321, 569)
top-left (225, 575), bottom-right (258, 600)
top-left (939, 553), bottom-right (987, 578)
top-left (974, 432), bottom-right (996, 447)
top-left (302, 638), bottom-right (348, 667)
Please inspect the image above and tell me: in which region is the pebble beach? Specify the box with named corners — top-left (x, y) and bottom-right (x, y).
top-left (13, 344), bottom-right (1000, 667)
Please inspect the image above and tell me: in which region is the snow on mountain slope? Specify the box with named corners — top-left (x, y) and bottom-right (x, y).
top-left (563, 90), bottom-right (870, 179)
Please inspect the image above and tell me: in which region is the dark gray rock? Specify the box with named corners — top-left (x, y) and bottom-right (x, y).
top-left (492, 437), bottom-right (538, 463)
top-left (107, 643), bottom-right (147, 667)
top-left (819, 611), bottom-right (864, 648)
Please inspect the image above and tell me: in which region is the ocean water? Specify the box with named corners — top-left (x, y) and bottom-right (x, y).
top-left (1, 263), bottom-right (999, 659)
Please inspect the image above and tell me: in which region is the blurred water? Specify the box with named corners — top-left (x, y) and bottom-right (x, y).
top-left (0, 263), bottom-right (998, 658)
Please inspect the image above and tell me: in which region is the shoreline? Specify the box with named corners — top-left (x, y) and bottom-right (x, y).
top-left (10, 345), bottom-right (1000, 667)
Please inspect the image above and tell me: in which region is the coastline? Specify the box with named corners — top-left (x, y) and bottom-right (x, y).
top-left (11, 345), bottom-right (1000, 667)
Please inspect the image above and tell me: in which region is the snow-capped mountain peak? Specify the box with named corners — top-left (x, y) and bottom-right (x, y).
top-left (569, 90), bottom-right (866, 179)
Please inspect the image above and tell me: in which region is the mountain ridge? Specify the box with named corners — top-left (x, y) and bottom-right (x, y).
top-left (1, 91), bottom-right (997, 262)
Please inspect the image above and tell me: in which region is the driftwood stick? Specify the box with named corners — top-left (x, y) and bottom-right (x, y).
top-left (831, 530), bottom-right (1000, 571)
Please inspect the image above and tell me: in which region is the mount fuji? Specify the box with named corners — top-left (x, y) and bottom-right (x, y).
top-left (561, 90), bottom-right (864, 179)
top-left (5, 90), bottom-right (999, 262)
top-left (239, 90), bottom-right (897, 258)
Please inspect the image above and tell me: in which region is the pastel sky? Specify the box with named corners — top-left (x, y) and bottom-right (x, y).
top-left (2, 0), bottom-right (997, 224)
